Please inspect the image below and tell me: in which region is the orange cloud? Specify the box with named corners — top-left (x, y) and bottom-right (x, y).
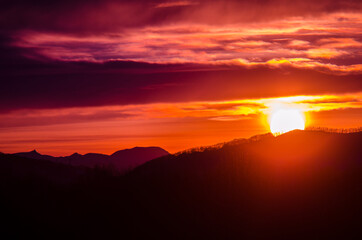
top-left (318, 38), bottom-right (362, 49)
top-left (307, 48), bottom-right (347, 59)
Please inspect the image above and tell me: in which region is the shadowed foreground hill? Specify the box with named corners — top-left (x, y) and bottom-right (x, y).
top-left (0, 130), bottom-right (361, 239)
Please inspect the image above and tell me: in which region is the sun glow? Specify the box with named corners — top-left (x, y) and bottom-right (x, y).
top-left (269, 108), bottom-right (305, 136)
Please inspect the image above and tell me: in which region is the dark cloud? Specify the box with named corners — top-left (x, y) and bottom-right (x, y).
top-left (0, 44), bottom-right (361, 113)
top-left (0, 0), bottom-right (361, 34)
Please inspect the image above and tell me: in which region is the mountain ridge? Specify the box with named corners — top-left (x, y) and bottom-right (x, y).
top-left (13, 146), bottom-right (169, 173)
top-left (0, 130), bottom-right (361, 239)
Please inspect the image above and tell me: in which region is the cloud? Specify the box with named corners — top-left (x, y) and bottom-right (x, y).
top-left (1, 54), bottom-right (361, 113)
top-left (10, 11), bottom-right (361, 74)
top-left (0, 0), bottom-right (361, 113)
top-left (1, 93), bottom-right (360, 128)
top-left (0, 0), bottom-right (361, 35)
top-left (155, 1), bottom-right (198, 8)
top-left (306, 48), bottom-right (347, 59)
top-left (0, 92), bottom-right (360, 155)
top-left (0, 106), bottom-right (134, 128)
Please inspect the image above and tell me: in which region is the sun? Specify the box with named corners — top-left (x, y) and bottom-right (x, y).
top-left (269, 108), bottom-right (305, 135)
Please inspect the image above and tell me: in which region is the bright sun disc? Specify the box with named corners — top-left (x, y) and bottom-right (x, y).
top-left (269, 108), bottom-right (305, 135)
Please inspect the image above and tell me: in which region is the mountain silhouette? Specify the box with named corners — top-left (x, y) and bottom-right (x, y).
top-left (15, 149), bottom-right (54, 161)
top-left (124, 130), bottom-right (362, 239)
top-left (0, 153), bottom-right (86, 184)
top-left (110, 146), bottom-right (170, 170)
top-left (14, 146), bottom-right (169, 173)
top-left (1, 130), bottom-right (361, 239)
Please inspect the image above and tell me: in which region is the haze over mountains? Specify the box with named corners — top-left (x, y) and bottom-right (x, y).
top-left (1, 130), bottom-right (361, 239)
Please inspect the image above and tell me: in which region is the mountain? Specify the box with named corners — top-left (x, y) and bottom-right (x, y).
top-left (132, 130), bottom-right (361, 177)
top-left (52, 152), bottom-right (109, 168)
top-left (124, 130), bottom-right (362, 239)
top-left (0, 153), bottom-right (86, 184)
top-left (15, 149), bottom-right (54, 161)
top-left (110, 147), bottom-right (170, 171)
top-left (14, 146), bottom-right (169, 173)
top-left (2, 130), bottom-right (361, 239)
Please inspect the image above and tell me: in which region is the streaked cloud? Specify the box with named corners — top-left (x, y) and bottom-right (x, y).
top-left (13, 12), bottom-right (362, 74)
top-left (1, 93), bottom-right (360, 128)
top-left (155, 1), bottom-right (198, 8)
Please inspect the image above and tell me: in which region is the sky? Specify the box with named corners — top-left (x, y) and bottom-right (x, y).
top-left (0, 0), bottom-right (361, 155)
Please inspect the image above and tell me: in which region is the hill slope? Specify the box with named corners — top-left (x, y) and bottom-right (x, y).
top-left (125, 130), bottom-right (362, 239)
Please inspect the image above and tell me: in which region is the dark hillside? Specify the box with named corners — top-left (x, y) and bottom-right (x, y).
top-left (0, 130), bottom-right (361, 239)
top-left (125, 130), bottom-right (362, 239)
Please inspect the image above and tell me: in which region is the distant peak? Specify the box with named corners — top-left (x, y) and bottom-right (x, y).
top-left (132, 146), bottom-right (163, 150)
top-left (111, 146), bottom-right (169, 158)
top-left (112, 146), bottom-right (167, 154)
top-left (30, 149), bottom-right (40, 154)
top-left (71, 152), bottom-right (82, 157)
